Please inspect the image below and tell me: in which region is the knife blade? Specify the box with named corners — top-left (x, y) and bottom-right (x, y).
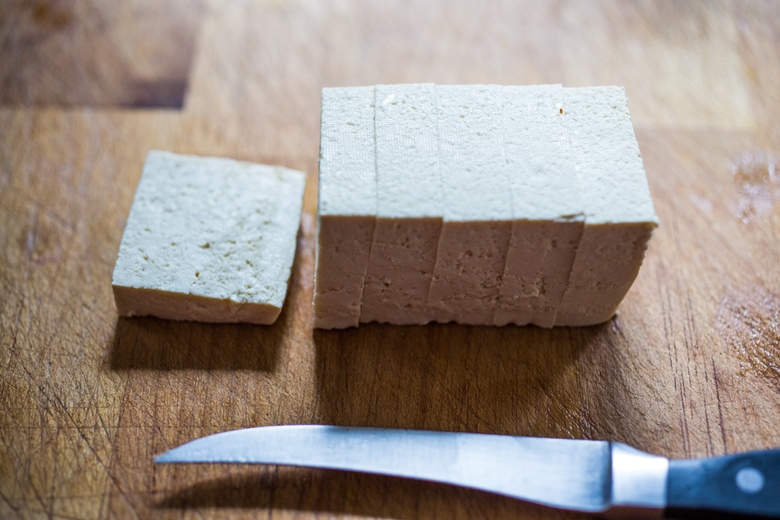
top-left (154, 425), bottom-right (780, 519)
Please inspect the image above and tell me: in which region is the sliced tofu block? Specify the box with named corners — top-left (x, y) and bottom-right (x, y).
top-left (494, 85), bottom-right (584, 328)
top-left (427, 84), bottom-right (513, 325)
top-left (314, 83), bottom-right (656, 329)
top-left (555, 86), bottom-right (658, 326)
top-left (112, 151), bottom-right (306, 324)
top-left (313, 86), bottom-right (377, 329)
top-left (361, 83), bottom-right (442, 325)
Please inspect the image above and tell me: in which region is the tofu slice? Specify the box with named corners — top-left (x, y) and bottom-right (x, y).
top-left (555, 86), bottom-right (658, 326)
top-left (360, 83), bottom-right (442, 325)
top-left (313, 86), bottom-right (377, 329)
top-left (427, 84), bottom-right (513, 325)
top-left (112, 151), bottom-right (306, 324)
top-left (494, 85), bottom-right (584, 328)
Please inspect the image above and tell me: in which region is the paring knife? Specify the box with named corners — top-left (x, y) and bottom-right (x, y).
top-left (155, 425), bottom-right (780, 519)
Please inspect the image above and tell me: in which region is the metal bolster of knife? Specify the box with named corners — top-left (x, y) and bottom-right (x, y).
top-left (606, 442), bottom-right (669, 519)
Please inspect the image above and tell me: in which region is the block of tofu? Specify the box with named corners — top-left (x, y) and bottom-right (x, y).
top-left (555, 86), bottom-right (658, 326)
top-left (112, 151), bottom-right (306, 324)
top-left (313, 87), bottom-right (377, 329)
top-left (313, 83), bottom-right (656, 329)
top-left (360, 83), bottom-right (442, 325)
top-left (494, 84), bottom-right (584, 328)
top-left (427, 84), bottom-right (513, 325)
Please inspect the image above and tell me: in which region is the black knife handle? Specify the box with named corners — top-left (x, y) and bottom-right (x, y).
top-left (663, 449), bottom-right (780, 519)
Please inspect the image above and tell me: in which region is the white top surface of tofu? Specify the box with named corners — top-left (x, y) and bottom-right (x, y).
top-left (437, 84), bottom-right (513, 222)
top-left (375, 83), bottom-right (441, 218)
top-left (113, 151), bottom-right (305, 310)
top-left (564, 86), bottom-right (657, 225)
top-left (319, 86), bottom-right (377, 217)
top-left (501, 84), bottom-right (583, 221)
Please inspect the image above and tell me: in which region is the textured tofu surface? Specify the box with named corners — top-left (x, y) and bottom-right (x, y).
top-left (564, 86), bottom-right (657, 225)
top-left (314, 83), bottom-right (657, 329)
top-left (555, 86), bottom-right (658, 326)
top-left (314, 86), bottom-right (377, 328)
top-left (556, 223), bottom-right (655, 326)
top-left (427, 84), bottom-right (512, 325)
top-left (494, 84), bottom-right (584, 327)
top-left (112, 151), bottom-right (306, 324)
top-left (361, 83), bottom-right (442, 325)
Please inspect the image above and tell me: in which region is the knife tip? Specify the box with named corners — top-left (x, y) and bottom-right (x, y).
top-left (153, 451), bottom-right (176, 464)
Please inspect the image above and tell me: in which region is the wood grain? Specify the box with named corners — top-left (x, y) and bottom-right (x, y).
top-left (2, 1), bottom-right (779, 519)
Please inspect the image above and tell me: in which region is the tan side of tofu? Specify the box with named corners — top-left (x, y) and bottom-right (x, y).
top-left (113, 286), bottom-right (283, 324)
top-left (495, 220), bottom-right (583, 327)
top-left (314, 87), bottom-right (377, 329)
top-left (361, 84), bottom-right (442, 325)
top-left (494, 85), bottom-right (585, 328)
top-left (314, 216), bottom-right (375, 328)
top-left (112, 151), bottom-right (306, 325)
top-left (555, 86), bottom-right (658, 326)
top-left (555, 223), bottom-right (655, 326)
top-left (428, 84), bottom-right (513, 325)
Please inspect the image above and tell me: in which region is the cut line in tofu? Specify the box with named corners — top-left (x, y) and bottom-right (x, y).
top-left (313, 86), bottom-right (377, 329)
top-left (494, 84), bottom-right (585, 328)
top-left (427, 84), bottom-right (513, 325)
top-left (112, 151), bottom-right (306, 324)
top-left (555, 86), bottom-right (658, 326)
top-left (360, 83), bottom-right (442, 325)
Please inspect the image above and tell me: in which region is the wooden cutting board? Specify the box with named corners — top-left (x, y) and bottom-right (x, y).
top-left (2, 1), bottom-right (779, 518)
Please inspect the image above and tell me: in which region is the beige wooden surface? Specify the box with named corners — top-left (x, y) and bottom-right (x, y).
top-left (2, 1), bottom-right (780, 518)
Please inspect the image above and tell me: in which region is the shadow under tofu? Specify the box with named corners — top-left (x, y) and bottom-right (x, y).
top-left (108, 310), bottom-right (287, 371)
top-left (107, 206), bottom-right (311, 373)
top-left (313, 320), bottom-right (618, 440)
top-left (152, 464), bottom-right (577, 520)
